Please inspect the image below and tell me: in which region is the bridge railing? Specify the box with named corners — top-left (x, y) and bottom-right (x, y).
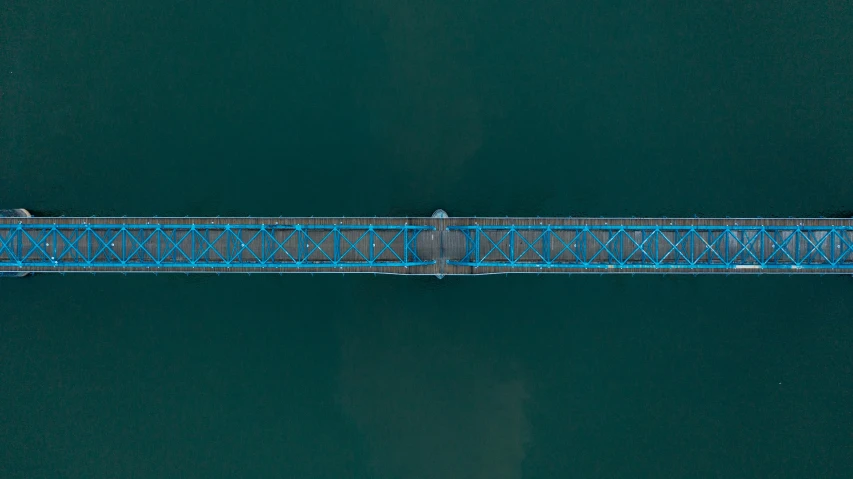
top-left (0, 223), bottom-right (435, 270)
top-left (447, 225), bottom-right (853, 270)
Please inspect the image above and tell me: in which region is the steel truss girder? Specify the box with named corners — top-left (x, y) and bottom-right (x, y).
top-left (448, 225), bottom-right (853, 270)
top-left (0, 224), bottom-right (434, 270)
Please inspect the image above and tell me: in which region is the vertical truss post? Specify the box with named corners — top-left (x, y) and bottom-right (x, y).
top-left (769, 228), bottom-right (775, 265)
top-left (226, 226), bottom-right (232, 263)
top-left (689, 228), bottom-right (694, 265)
top-left (296, 226), bottom-right (304, 264)
top-left (806, 230), bottom-right (812, 265)
top-left (830, 228), bottom-right (836, 265)
top-left (261, 225), bottom-right (266, 263)
top-left (334, 227), bottom-right (341, 264)
top-left (14, 226), bottom-right (21, 262)
top-left (509, 227), bottom-right (515, 264)
top-left (369, 226), bottom-right (375, 263)
top-left (171, 228), bottom-right (178, 264)
top-left (237, 227), bottom-right (244, 265)
top-left (109, 228), bottom-right (116, 264)
top-left (137, 227), bottom-right (144, 264)
top-left (120, 227), bottom-right (126, 263)
top-left (403, 227), bottom-right (408, 264)
top-left (543, 227), bottom-right (551, 264)
top-left (795, 228), bottom-right (800, 264)
top-left (655, 228), bottom-right (660, 265)
top-left (475, 227), bottom-right (481, 265)
top-left (733, 229), bottom-right (740, 264)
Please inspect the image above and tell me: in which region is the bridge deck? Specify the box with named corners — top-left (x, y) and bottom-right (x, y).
top-left (443, 217), bottom-right (853, 275)
top-left (2, 215), bottom-right (853, 275)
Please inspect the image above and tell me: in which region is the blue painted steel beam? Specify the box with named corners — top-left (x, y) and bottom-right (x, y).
top-left (448, 225), bottom-right (853, 270)
top-left (0, 224), bottom-right (434, 270)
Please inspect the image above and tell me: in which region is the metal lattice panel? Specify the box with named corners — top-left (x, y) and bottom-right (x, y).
top-left (0, 223), bottom-right (434, 270)
top-left (448, 225), bottom-right (853, 270)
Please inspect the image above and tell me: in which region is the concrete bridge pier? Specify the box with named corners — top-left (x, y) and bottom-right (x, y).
top-left (432, 209), bottom-right (448, 279)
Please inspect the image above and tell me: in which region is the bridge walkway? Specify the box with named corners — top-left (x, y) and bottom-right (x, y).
top-left (2, 213), bottom-right (853, 275)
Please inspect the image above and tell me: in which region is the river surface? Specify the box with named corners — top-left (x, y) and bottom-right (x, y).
top-left (1, 1), bottom-right (852, 477)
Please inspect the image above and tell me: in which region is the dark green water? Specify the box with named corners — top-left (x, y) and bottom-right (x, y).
top-left (2, 1), bottom-right (852, 477)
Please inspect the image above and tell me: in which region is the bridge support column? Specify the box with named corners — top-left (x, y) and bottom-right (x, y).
top-left (432, 209), bottom-right (448, 279)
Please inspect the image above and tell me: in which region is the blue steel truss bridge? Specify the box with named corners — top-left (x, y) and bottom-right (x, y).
top-left (2, 209), bottom-right (853, 276)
